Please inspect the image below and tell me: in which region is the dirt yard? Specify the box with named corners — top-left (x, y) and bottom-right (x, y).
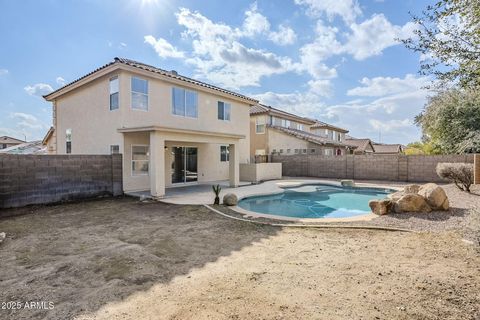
top-left (0, 190), bottom-right (479, 319)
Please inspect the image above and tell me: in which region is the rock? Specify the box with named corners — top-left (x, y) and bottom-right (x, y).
top-left (394, 194), bottom-right (432, 213)
top-left (0, 232), bottom-right (5, 244)
top-left (223, 193), bottom-right (238, 206)
top-left (388, 191), bottom-right (404, 202)
top-left (418, 183), bottom-right (449, 211)
top-left (341, 180), bottom-right (355, 187)
top-left (369, 199), bottom-right (394, 215)
top-left (404, 184), bottom-right (420, 194)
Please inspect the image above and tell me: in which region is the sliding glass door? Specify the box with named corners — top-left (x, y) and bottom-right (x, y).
top-left (171, 147), bottom-right (198, 184)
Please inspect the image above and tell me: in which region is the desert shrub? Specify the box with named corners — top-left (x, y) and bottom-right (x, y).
top-left (436, 162), bottom-right (474, 192)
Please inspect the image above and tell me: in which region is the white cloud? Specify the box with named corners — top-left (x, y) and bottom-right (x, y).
top-left (144, 35), bottom-right (185, 59)
top-left (175, 7), bottom-right (298, 88)
top-left (343, 14), bottom-right (416, 60)
top-left (56, 76), bottom-right (66, 86)
top-left (347, 74), bottom-right (430, 97)
top-left (0, 69), bottom-right (8, 76)
top-left (299, 21), bottom-right (342, 79)
top-left (24, 83), bottom-right (54, 97)
top-left (307, 79), bottom-right (333, 97)
top-left (268, 25), bottom-right (297, 45)
top-left (10, 112), bottom-right (43, 130)
top-left (240, 2), bottom-right (270, 37)
top-left (369, 118), bottom-right (412, 133)
top-left (294, 0), bottom-right (362, 23)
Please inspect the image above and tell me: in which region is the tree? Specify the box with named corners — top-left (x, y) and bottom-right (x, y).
top-left (401, 0), bottom-right (480, 89)
top-left (415, 88), bottom-right (480, 153)
top-left (405, 141), bottom-right (441, 155)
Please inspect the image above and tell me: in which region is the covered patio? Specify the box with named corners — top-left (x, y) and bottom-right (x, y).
top-left (119, 126), bottom-right (247, 198)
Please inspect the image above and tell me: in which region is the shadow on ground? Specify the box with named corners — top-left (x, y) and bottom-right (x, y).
top-left (0, 197), bottom-right (280, 320)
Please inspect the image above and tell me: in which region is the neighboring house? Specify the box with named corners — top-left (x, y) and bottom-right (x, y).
top-left (0, 141), bottom-right (46, 154)
top-left (43, 57), bottom-right (257, 197)
top-left (0, 136), bottom-right (25, 149)
top-left (344, 137), bottom-right (376, 154)
top-left (372, 143), bottom-right (406, 154)
top-left (250, 104), bottom-right (349, 158)
top-left (42, 126), bottom-right (55, 154)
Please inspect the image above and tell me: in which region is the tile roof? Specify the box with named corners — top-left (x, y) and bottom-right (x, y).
top-left (250, 104), bottom-right (316, 124)
top-left (311, 121), bottom-right (349, 133)
top-left (269, 125), bottom-right (347, 147)
top-left (344, 138), bottom-right (374, 153)
top-left (0, 136), bottom-right (25, 144)
top-left (372, 143), bottom-right (404, 154)
top-left (44, 58), bottom-right (258, 103)
top-left (0, 141), bottom-right (46, 154)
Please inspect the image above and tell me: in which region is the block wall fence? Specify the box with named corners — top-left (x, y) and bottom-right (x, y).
top-left (0, 154), bottom-right (123, 209)
top-left (272, 154), bottom-right (476, 183)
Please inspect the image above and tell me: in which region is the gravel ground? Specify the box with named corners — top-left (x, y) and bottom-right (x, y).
top-left (219, 183), bottom-right (480, 245)
top-left (0, 195), bottom-right (479, 319)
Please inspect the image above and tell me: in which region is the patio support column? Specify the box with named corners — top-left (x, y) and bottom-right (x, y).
top-left (150, 131), bottom-right (165, 198)
top-left (229, 143), bottom-right (239, 187)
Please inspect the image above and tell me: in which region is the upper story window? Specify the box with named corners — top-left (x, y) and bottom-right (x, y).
top-left (110, 145), bottom-right (119, 154)
top-left (109, 76), bottom-right (119, 110)
top-left (172, 87), bottom-right (198, 118)
top-left (298, 124), bottom-right (304, 131)
top-left (217, 101), bottom-right (231, 121)
top-left (66, 129), bottom-right (72, 154)
top-left (255, 117), bottom-right (265, 134)
top-left (131, 77), bottom-right (148, 110)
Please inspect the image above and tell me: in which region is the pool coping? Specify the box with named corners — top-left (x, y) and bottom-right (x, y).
top-left (229, 180), bottom-right (402, 223)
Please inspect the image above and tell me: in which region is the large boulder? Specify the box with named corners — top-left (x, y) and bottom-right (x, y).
top-left (418, 183), bottom-right (449, 211)
top-left (404, 184), bottom-right (420, 194)
top-left (394, 194), bottom-right (432, 213)
top-left (223, 193), bottom-right (238, 206)
top-left (369, 199), bottom-right (394, 215)
top-left (388, 191), bottom-right (404, 202)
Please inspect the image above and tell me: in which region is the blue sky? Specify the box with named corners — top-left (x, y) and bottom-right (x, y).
top-left (0, 0), bottom-right (433, 144)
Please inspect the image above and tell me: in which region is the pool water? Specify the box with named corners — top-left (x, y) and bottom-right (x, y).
top-left (237, 184), bottom-right (393, 219)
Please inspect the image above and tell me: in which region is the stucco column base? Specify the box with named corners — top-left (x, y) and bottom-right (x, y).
top-left (150, 131), bottom-right (165, 197)
top-left (229, 143), bottom-right (239, 187)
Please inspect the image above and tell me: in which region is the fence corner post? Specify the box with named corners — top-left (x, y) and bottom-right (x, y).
top-left (474, 154), bottom-right (480, 185)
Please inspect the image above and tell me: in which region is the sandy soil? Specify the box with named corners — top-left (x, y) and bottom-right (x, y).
top-left (0, 197), bottom-right (479, 320)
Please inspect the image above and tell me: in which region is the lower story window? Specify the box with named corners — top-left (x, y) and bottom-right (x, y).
top-left (110, 145), bottom-right (119, 154)
top-left (132, 145), bottom-right (149, 175)
top-left (302, 149), bottom-right (307, 154)
top-left (66, 128), bottom-right (72, 154)
top-left (324, 148), bottom-right (334, 156)
top-left (220, 145), bottom-right (229, 162)
top-left (310, 148), bottom-right (316, 153)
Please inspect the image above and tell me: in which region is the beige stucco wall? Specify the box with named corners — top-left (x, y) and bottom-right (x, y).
top-left (268, 129), bottom-right (310, 154)
top-left (53, 67), bottom-right (251, 192)
top-left (249, 114), bottom-right (268, 157)
top-left (123, 132), bottom-right (235, 192)
top-left (240, 163), bottom-right (282, 182)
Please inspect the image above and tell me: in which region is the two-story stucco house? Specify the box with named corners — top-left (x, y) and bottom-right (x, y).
top-left (250, 104), bottom-right (349, 159)
top-left (43, 58), bottom-right (257, 198)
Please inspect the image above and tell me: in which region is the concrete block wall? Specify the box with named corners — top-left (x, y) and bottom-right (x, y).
top-left (0, 154), bottom-right (123, 209)
top-left (272, 154), bottom-right (475, 183)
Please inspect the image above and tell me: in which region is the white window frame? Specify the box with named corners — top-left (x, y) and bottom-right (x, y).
top-left (110, 145), bottom-right (119, 154)
top-left (217, 101), bottom-right (231, 121)
top-left (131, 144), bottom-right (149, 176)
top-left (172, 87), bottom-right (198, 118)
top-left (65, 128), bottom-right (72, 154)
top-left (255, 117), bottom-right (265, 134)
top-left (109, 76), bottom-right (119, 111)
top-left (220, 145), bottom-right (229, 162)
top-left (131, 77), bottom-right (148, 111)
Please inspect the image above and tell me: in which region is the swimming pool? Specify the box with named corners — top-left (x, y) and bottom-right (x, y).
top-left (237, 184), bottom-right (394, 219)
